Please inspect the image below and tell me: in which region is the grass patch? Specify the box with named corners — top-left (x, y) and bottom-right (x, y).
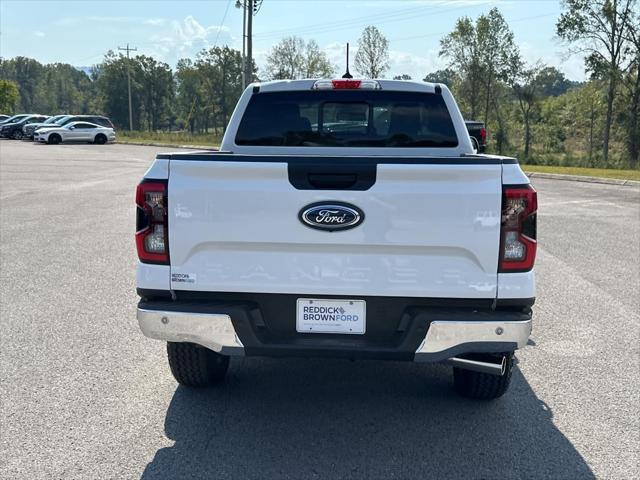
top-left (117, 130), bottom-right (220, 147)
top-left (522, 164), bottom-right (640, 181)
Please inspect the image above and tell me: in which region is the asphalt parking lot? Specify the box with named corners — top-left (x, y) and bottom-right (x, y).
top-left (1, 140), bottom-right (638, 479)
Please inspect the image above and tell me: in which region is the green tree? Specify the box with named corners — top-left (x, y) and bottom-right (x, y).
top-left (0, 79), bottom-right (20, 113)
top-left (620, 10), bottom-right (640, 166)
top-left (138, 55), bottom-right (174, 130)
top-left (423, 68), bottom-right (459, 89)
top-left (175, 58), bottom-right (207, 133)
top-left (265, 37), bottom-right (333, 79)
top-left (0, 56), bottom-right (44, 112)
top-left (538, 81), bottom-right (606, 165)
top-left (41, 63), bottom-right (92, 114)
top-left (534, 66), bottom-right (580, 97)
top-left (266, 36), bottom-right (305, 79)
top-left (303, 40), bottom-right (334, 78)
top-left (439, 17), bottom-right (483, 118)
top-left (440, 8), bottom-right (521, 150)
top-left (557, 0), bottom-right (637, 162)
top-left (354, 26), bottom-right (389, 78)
top-left (0, 57), bottom-right (93, 114)
top-left (393, 74), bottom-right (412, 80)
top-left (196, 46), bottom-right (245, 133)
top-left (93, 51), bottom-right (143, 128)
top-left (476, 8), bottom-right (521, 125)
top-left (512, 64), bottom-right (544, 162)
top-left (489, 82), bottom-right (513, 155)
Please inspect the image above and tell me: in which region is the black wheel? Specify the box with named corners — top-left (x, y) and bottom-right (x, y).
top-left (48, 134), bottom-right (61, 145)
top-left (167, 342), bottom-right (229, 387)
top-left (12, 130), bottom-right (23, 140)
top-left (94, 134), bottom-right (107, 145)
top-left (453, 352), bottom-right (514, 400)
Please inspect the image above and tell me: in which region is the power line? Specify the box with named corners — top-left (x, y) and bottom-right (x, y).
top-left (388, 12), bottom-right (559, 43)
top-left (252, 2), bottom-right (433, 37)
top-left (252, 2), bottom-right (472, 39)
top-left (213, 0), bottom-right (233, 48)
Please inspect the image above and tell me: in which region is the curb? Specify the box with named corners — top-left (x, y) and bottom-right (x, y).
top-left (525, 171), bottom-right (640, 187)
top-left (116, 141), bottom-right (217, 150)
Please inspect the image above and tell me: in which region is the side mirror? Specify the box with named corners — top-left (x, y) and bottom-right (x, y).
top-left (69, 126), bottom-right (75, 130)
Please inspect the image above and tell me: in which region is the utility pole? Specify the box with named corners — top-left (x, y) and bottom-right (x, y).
top-left (237, 0), bottom-right (261, 88)
top-left (118, 43), bottom-right (137, 131)
top-left (245, 0), bottom-right (253, 87)
top-left (240, 1), bottom-right (247, 88)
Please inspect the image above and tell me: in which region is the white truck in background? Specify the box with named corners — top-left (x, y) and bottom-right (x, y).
top-left (135, 79), bottom-right (537, 400)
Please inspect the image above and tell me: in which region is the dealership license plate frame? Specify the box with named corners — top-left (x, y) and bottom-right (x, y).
top-left (296, 298), bottom-right (366, 334)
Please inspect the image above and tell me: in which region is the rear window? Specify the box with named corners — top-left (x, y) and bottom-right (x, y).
top-left (91, 117), bottom-right (113, 128)
top-left (235, 90), bottom-right (458, 147)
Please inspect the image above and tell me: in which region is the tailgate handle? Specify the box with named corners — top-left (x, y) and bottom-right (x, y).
top-left (308, 173), bottom-right (357, 189)
top-left (288, 161), bottom-right (376, 190)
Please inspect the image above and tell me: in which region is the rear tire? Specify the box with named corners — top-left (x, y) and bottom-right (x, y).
top-left (167, 342), bottom-right (229, 387)
top-left (48, 134), bottom-right (61, 145)
top-left (13, 130), bottom-right (23, 140)
top-left (94, 134), bottom-right (107, 145)
top-left (453, 352), bottom-right (514, 400)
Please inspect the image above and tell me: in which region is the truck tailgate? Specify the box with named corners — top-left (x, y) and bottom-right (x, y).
top-left (168, 158), bottom-right (502, 298)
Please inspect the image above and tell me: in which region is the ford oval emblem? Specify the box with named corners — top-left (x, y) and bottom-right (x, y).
top-left (299, 202), bottom-right (364, 232)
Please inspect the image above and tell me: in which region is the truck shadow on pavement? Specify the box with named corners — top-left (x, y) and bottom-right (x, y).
top-left (141, 358), bottom-right (594, 479)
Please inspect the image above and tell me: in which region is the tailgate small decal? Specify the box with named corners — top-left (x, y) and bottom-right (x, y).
top-left (171, 273), bottom-right (196, 284)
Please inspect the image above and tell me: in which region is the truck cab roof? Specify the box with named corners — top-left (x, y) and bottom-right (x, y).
top-left (254, 79), bottom-right (441, 94)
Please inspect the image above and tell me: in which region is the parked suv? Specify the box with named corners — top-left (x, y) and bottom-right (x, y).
top-left (0, 115), bottom-right (48, 139)
top-left (67, 115), bottom-right (114, 129)
top-left (0, 114), bottom-right (30, 126)
top-left (135, 79), bottom-right (537, 400)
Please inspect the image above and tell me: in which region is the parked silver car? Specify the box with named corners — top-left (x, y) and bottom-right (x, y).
top-left (34, 121), bottom-right (116, 145)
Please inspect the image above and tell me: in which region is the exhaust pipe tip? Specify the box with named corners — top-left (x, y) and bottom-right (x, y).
top-left (448, 355), bottom-right (506, 376)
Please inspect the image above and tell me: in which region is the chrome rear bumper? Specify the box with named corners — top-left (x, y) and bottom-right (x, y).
top-left (137, 308), bottom-right (244, 356)
top-left (414, 319), bottom-right (532, 361)
top-left (137, 307), bottom-right (531, 361)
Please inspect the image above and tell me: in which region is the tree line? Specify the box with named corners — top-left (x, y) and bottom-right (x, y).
top-left (431, 0), bottom-right (639, 168)
top-left (0, 47), bottom-right (257, 136)
top-left (0, 0), bottom-right (637, 167)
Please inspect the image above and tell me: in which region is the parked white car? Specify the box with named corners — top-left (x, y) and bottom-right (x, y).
top-left (34, 121), bottom-right (116, 145)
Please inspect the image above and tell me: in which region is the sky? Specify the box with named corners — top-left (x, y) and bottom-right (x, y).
top-left (0, 0), bottom-right (588, 81)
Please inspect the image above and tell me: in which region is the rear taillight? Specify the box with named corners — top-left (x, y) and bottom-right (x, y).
top-left (136, 180), bottom-right (169, 264)
top-left (499, 184), bottom-right (537, 273)
top-left (480, 127), bottom-right (486, 144)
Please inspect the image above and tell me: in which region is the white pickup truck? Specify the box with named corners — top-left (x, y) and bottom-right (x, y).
top-left (136, 79), bottom-right (537, 400)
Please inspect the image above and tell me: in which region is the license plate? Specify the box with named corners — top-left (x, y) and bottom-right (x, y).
top-left (296, 298), bottom-right (366, 334)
